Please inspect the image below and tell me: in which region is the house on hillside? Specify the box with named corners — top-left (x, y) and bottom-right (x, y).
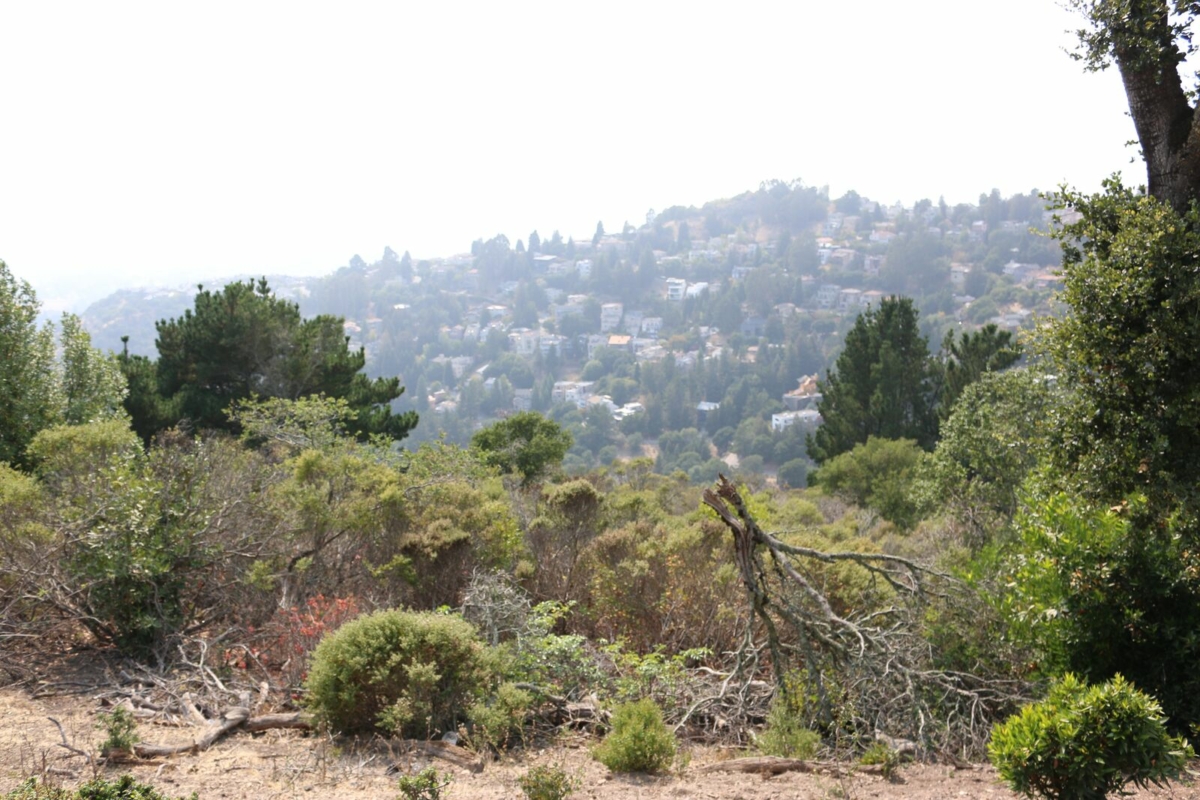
top-left (783, 375), bottom-right (822, 411)
top-left (600, 302), bottom-right (624, 332)
top-left (772, 409), bottom-right (822, 433)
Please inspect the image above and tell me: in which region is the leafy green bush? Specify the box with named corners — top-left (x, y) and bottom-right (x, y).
top-left (1007, 490), bottom-right (1200, 730)
top-left (518, 764), bottom-right (576, 800)
top-left (97, 706), bottom-right (139, 757)
top-left (2, 775), bottom-right (196, 800)
top-left (988, 674), bottom-right (1193, 800)
top-left (305, 609), bottom-right (494, 737)
top-left (756, 693), bottom-right (820, 759)
top-left (395, 767), bottom-right (450, 800)
top-left (592, 699), bottom-right (676, 774)
top-left (468, 681), bottom-right (531, 750)
top-left (860, 741), bottom-right (901, 780)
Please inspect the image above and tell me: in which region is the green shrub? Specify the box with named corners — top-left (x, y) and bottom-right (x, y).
top-left (988, 674), bottom-right (1193, 800)
top-left (592, 699), bottom-right (676, 774)
top-left (468, 681), bottom-right (532, 750)
top-left (395, 767), bottom-right (450, 800)
top-left (305, 609), bottom-right (494, 737)
top-left (518, 764), bottom-right (576, 800)
top-left (2, 775), bottom-right (196, 800)
top-left (860, 741), bottom-right (901, 780)
top-left (96, 706), bottom-right (139, 757)
top-left (756, 693), bottom-right (820, 759)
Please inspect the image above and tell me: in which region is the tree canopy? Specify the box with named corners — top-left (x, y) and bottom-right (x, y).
top-left (471, 411), bottom-right (572, 485)
top-left (1, 260), bottom-right (127, 468)
top-left (808, 296), bottom-right (938, 463)
top-left (146, 278), bottom-right (416, 442)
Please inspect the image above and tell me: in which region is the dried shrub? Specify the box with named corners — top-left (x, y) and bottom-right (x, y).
top-left (244, 594), bottom-right (361, 688)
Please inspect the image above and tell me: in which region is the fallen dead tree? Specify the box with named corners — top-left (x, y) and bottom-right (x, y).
top-left (701, 475), bottom-right (1026, 759)
top-left (124, 708), bottom-right (313, 758)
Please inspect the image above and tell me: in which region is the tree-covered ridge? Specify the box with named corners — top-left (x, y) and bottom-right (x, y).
top-left (78, 179), bottom-right (1057, 484)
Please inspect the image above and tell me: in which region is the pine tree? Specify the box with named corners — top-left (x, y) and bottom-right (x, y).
top-left (808, 297), bottom-right (937, 463)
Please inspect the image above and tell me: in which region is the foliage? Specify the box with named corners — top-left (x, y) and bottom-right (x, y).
top-left (526, 478), bottom-right (605, 602)
top-left (518, 764), bottom-right (577, 800)
top-left (578, 518), bottom-right (742, 657)
top-left (777, 458), bottom-right (809, 489)
top-left (938, 323), bottom-right (1022, 419)
top-left (96, 706), bottom-right (139, 756)
top-left (1007, 489), bottom-right (1200, 728)
top-left (247, 594), bottom-right (361, 688)
top-left (262, 434), bottom-right (519, 611)
top-left (497, 600), bottom-right (606, 701)
top-left (860, 741), bottom-right (902, 780)
top-left (917, 369), bottom-right (1056, 543)
top-left (305, 609), bottom-right (494, 737)
top-left (1046, 181), bottom-right (1200, 509)
top-left (2, 776), bottom-right (196, 800)
top-left (467, 681), bottom-right (532, 751)
top-left (228, 394), bottom-right (358, 451)
top-left (0, 261), bottom-right (127, 468)
top-left (812, 437), bottom-right (925, 529)
top-left (395, 767), bottom-right (451, 800)
top-left (472, 411), bottom-right (572, 485)
top-left (989, 674), bottom-right (1192, 800)
top-left (28, 423), bottom-right (222, 654)
top-left (153, 277), bottom-right (416, 441)
top-left (757, 688), bottom-right (822, 759)
top-left (808, 297), bottom-right (938, 463)
top-left (592, 698), bottom-right (676, 774)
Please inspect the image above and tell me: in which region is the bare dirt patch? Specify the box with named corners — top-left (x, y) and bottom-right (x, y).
top-left (5, 689), bottom-right (1199, 800)
top-left (1, 647), bottom-right (1197, 800)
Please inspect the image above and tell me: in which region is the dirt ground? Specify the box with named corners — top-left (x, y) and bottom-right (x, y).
top-left (1, 650), bottom-right (1198, 800)
top-left (6, 690), bottom-right (1200, 800)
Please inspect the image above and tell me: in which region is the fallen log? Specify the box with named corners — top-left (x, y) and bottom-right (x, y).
top-left (129, 709), bottom-right (313, 758)
top-left (698, 756), bottom-right (828, 776)
top-left (698, 757), bottom-right (894, 778)
top-left (388, 739), bottom-right (485, 774)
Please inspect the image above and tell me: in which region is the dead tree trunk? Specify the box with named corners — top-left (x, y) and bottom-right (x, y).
top-left (702, 475), bottom-right (1021, 757)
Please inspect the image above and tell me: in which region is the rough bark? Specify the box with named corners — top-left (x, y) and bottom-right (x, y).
top-left (1117, 53), bottom-right (1200, 213)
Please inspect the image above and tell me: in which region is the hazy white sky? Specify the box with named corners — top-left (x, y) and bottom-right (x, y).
top-left (1, 1), bottom-right (1139, 312)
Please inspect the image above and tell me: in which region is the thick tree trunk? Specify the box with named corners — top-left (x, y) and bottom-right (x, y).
top-left (1118, 60), bottom-right (1200, 212)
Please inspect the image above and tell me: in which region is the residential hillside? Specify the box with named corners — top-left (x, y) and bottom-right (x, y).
top-left (82, 180), bottom-right (1063, 481)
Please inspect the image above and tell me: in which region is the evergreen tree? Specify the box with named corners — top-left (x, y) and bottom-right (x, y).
top-left (153, 278), bottom-right (417, 442)
top-left (938, 323), bottom-right (1022, 418)
top-left (808, 297), bottom-right (937, 463)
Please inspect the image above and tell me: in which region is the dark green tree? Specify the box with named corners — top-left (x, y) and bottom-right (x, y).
top-left (1012, 180), bottom-right (1200, 729)
top-left (118, 347), bottom-right (180, 445)
top-left (808, 297), bottom-right (938, 463)
top-left (471, 411), bottom-right (572, 485)
top-left (938, 323), bottom-right (1022, 419)
top-left (153, 278), bottom-right (417, 441)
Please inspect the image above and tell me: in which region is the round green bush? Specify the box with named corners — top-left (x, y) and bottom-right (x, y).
top-left (989, 674), bottom-right (1193, 800)
top-left (592, 699), bottom-right (676, 774)
top-left (304, 609), bottom-right (494, 737)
